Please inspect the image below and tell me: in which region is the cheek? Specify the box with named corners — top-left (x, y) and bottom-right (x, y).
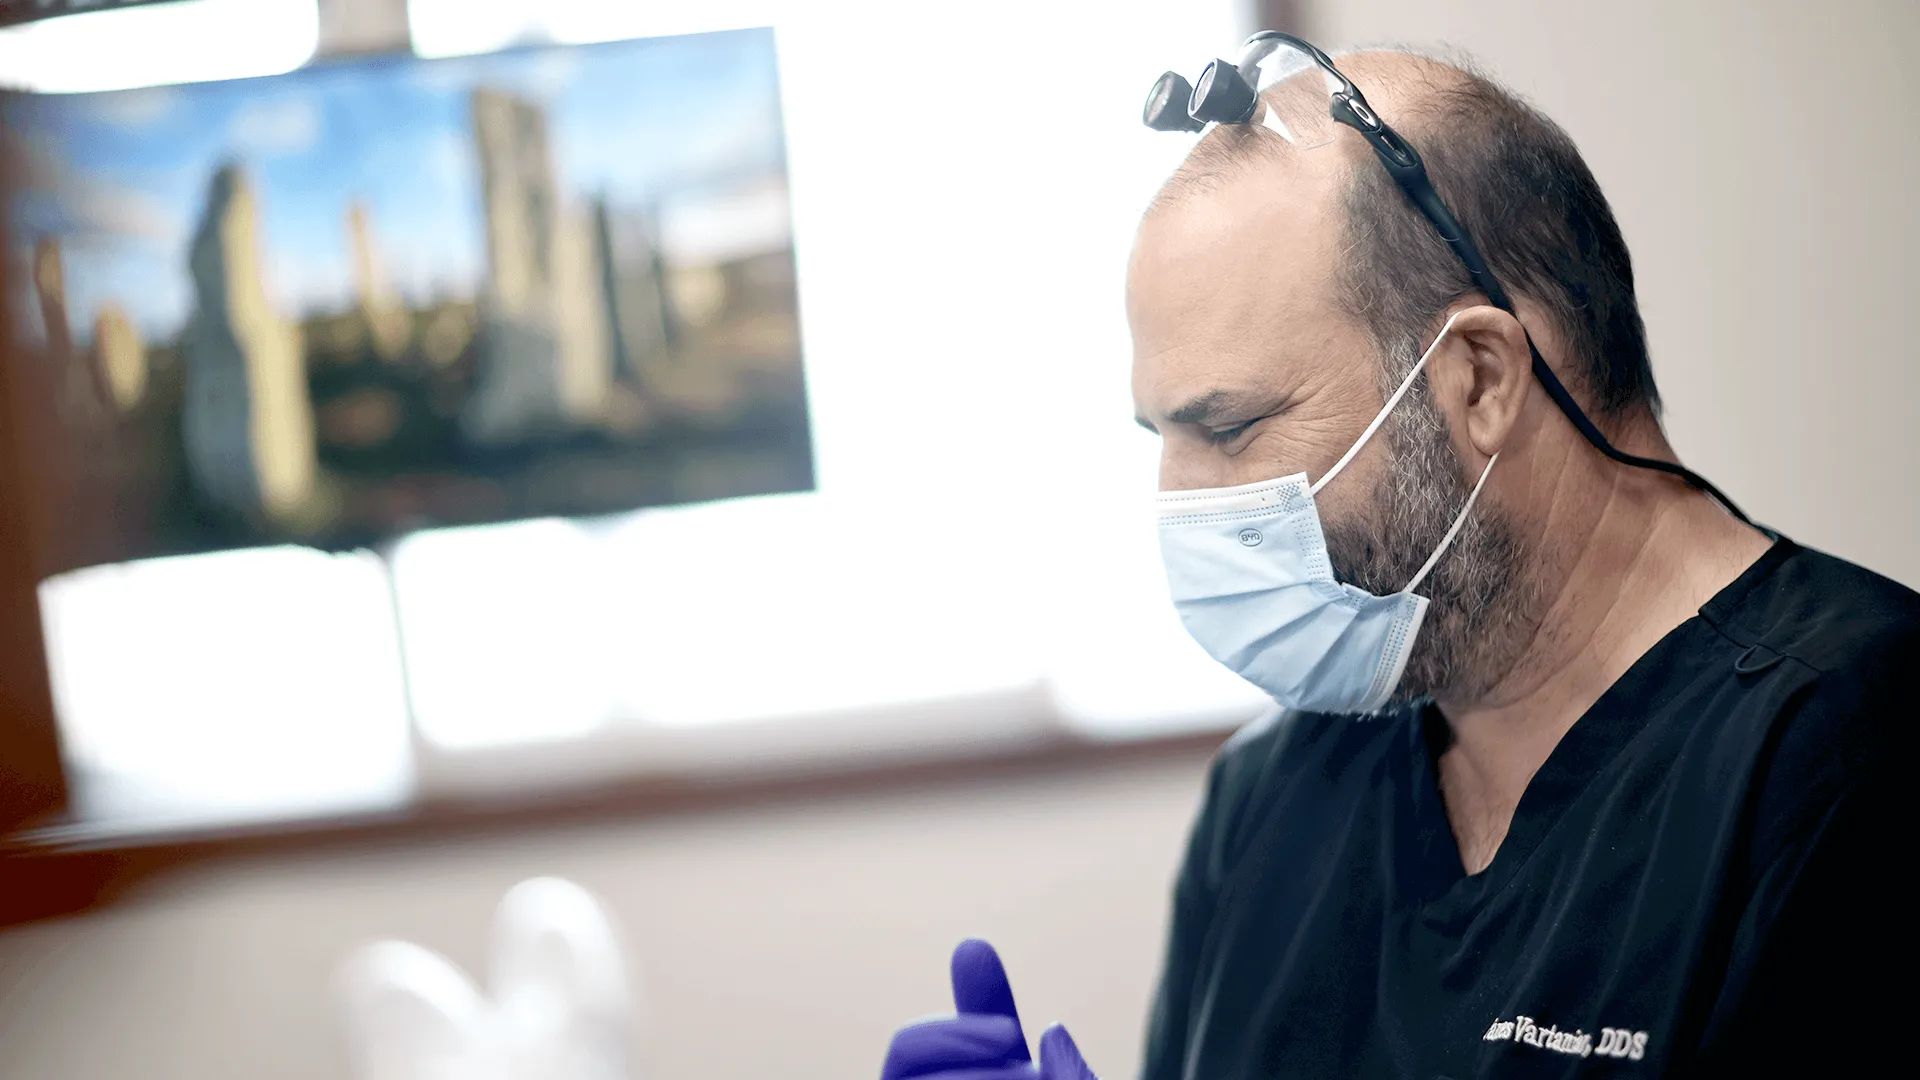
top-left (1157, 440), bottom-right (1264, 492)
top-left (1239, 427), bottom-right (1310, 476)
top-left (1310, 436), bottom-right (1389, 524)
top-left (1157, 433), bottom-right (1306, 492)
top-left (1247, 407), bottom-right (1368, 487)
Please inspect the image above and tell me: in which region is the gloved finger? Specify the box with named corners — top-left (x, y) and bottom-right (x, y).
top-left (950, 939), bottom-right (1030, 1062)
top-left (881, 1015), bottom-right (1027, 1080)
top-left (911, 1070), bottom-right (1038, 1080)
top-left (1037, 1023), bottom-right (1098, 1080)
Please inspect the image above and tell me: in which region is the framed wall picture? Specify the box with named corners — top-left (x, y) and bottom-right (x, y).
top-left (5, 26), bottom-right (810, 576)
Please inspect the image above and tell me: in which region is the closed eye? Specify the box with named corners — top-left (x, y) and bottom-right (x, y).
top-left (1208, 420), bottom-right (1258, 446)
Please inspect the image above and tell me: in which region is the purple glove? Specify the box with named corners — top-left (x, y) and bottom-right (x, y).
top-left (879, 938), bottom-right (1099, 1080)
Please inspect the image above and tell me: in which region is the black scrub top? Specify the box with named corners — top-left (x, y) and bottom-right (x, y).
top-left (1142, 537), bottom-right (1918, 1079)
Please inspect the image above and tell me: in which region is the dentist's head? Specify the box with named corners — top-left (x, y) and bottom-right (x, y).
top-left (1132, 52), bottom-right (1683, 713)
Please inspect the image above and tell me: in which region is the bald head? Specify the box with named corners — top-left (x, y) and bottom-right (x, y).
top-left (1144, 47), bottom-right (1656, 419)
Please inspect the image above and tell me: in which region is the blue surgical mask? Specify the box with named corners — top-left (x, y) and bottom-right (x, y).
top-left (1154, 313), bottom-right (1497, 714)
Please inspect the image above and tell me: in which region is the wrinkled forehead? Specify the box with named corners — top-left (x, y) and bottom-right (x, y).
top-left (1127, 175), bottom-right (1363, 429)
top-left (1132, 142), bottom-right (1351, 329)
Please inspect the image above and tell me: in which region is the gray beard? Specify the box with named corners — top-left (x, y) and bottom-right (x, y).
top-left (1319, 347), bottom-right (1538, 710)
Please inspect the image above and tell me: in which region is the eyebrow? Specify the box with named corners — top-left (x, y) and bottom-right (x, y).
top-left (1135, 389), bottom-right (1264, 434)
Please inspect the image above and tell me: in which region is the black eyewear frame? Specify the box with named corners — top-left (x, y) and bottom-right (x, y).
top-left (1143, 31), bottom-right (1750, 524)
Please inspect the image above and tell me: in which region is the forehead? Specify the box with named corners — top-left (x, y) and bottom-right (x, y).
top-left (1128, 152), bottom-right (1355, 401)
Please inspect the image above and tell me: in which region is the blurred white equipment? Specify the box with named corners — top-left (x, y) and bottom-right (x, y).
top-left (337, 877), bottom-right (636, 1080)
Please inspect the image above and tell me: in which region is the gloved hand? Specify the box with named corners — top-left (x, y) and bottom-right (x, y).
top-left (879, 938), bottom-right (1098, 1080)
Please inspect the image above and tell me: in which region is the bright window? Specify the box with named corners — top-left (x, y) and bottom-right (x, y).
top-left (21, 0), bottom-right (1270, 829)
top-left (0, 0), bottom-right (319, 94)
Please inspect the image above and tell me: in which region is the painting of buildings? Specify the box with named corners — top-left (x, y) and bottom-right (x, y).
top-left (2, 27), bottom-right (809, 576)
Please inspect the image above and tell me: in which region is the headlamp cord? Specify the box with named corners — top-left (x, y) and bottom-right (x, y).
top-left (1351, 110), bottom-right (1753, 526)
top-left (1257, 31), bottom-right (1754, 525)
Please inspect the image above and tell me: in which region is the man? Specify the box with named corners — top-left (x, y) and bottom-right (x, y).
top-left (879, 43), bottom-right (1916, 1079)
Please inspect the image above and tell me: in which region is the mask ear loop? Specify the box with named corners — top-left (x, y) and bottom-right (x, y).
top-left (1403, 451), bottom-right (1498, 595)
top-left (1308, 310), bottom-right (1467, 498)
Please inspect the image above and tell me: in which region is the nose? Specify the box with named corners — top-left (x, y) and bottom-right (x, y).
top-left (1158, 441), bottom-right (1222, 493)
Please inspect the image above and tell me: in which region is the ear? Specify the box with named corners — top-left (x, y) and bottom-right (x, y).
top-left (1427, 305), bottom-right (1532, 458)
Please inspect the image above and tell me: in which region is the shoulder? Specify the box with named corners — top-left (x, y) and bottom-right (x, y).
top-left (1714, 542), bottom-right (1920, 867)
top-left (1721, 540), bottom-right (1920, 676)
top-left (1704, 540), bottom-right (1917, 765)
top-left (1191, 704), bottom-right (1405, 885)
top-left (1737, 542), bottom-right (1918, 753)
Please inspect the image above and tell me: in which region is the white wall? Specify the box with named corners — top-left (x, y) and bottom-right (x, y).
top-left (1309, 0), bottom-right (1920, 588)
top-left (0, 750), bottom-right (1211, 1080)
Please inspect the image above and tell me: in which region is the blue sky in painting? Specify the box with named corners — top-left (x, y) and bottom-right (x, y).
top-left (6, 27), bottom-right (786, 341)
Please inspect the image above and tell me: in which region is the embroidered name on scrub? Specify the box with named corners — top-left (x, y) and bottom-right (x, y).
top-left (1481, 1016), bottom-right (1648, 1060)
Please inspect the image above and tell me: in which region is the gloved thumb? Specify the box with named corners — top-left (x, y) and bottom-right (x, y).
top-left (949, 938), bottom-right (1030, 1062)
top-left (1038, 1023), bottom-right (1099, 1080)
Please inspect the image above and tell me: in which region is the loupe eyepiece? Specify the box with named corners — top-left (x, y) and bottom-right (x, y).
top-left (1143, 71), bottom-right (1206, 132)
top-left (1189, 58), bottom-right (1258, 125)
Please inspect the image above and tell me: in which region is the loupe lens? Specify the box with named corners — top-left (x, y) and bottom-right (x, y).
top-left (1189, 58), bottom-right (1258, 125)
top-left (1143, 72), bottom-right (1205, 132)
